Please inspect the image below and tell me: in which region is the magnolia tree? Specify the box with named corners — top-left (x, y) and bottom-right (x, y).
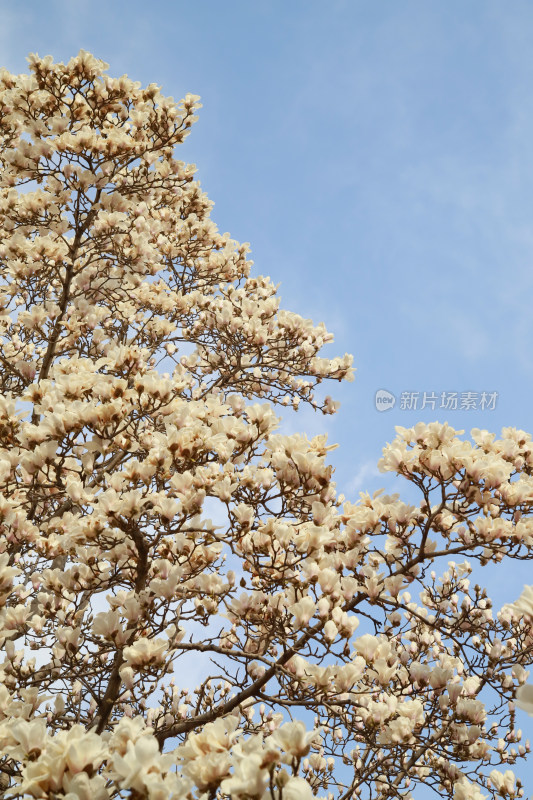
top-left (1, 51), bottom-right (533, 800)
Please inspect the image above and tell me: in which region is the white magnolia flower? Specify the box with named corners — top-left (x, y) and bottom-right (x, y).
top-left (280, 776), bottom-right (321, 800)
top-left (123, 637), bottom-right (167, 668)
top-left (511, 584), bottom-right (533, 619)
top-left (489, 769), bottom-right (516, 796)
top-left (272, 721), bottom-right (319, 759)
top-left (514, 683), bottom-right (533, 716)
top-left (289, 596), bottom-right (316, 628)
top-left (0, 717), bottom-right (47, 760)
top-left (220, 751), bottom-right (269, 798)
top-left (112, 735), bottom-right (162, 791)
top-left (353, 633), bottom-right (380, 662)
top-left (453, 777), bottom-right (487, 800)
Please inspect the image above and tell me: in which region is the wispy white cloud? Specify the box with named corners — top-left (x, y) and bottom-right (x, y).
top-left (347, 459), bottom-right (383, 495)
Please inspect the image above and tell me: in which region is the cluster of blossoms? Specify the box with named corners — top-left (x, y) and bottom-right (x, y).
top-left (0, 51), bottom-right (532, 800)
top-left (0, 713), bottom-right (322, 800)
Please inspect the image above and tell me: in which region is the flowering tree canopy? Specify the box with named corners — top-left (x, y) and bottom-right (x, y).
top-left (0, 50), bottom-right (532, 800)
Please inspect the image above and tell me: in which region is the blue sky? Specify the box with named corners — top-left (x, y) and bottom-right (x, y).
top-left (3, 0), bottom-right (533, 756)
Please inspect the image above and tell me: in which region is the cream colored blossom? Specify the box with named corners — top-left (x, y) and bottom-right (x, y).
top-left (489, 769), bottom-right (517, 797)
top-left (290, 596), bottom-right (316, 628)
top-left (111, 734), bottom-right (176, 793)
top-left (123, 638), bottom-right (168, 668)
top-left (272, 721), bottom-right (319, 759)
top-left (510, 584), bottom-right (533, 619)
top-left (515, 683), bottom-right (533, 716)
top-left (453, 777), bottom-right (488, 800)
top-left (281, 776), bottom-right (322, 799)
top-left (220, 751), bottom-right (269, 798)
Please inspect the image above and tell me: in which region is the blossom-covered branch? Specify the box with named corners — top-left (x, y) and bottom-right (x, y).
top-left (0, 51), bottom-right (532, 800)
